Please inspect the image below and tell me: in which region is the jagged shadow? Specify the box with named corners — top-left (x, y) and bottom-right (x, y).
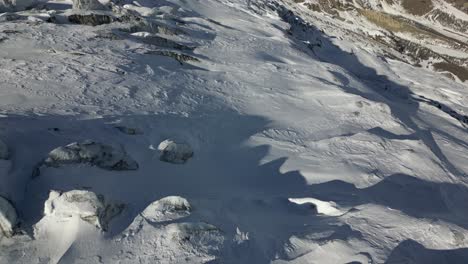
top-left (0, 111), bottom-right (320, 263)
top-left (1, 2), bottom-right (467, 264)
top-left (270, 2), bottom-right (467, 180)
top-left (386, 240), bottom-right (468, 264)
top-left (307, 173), bottom-right (468, 229)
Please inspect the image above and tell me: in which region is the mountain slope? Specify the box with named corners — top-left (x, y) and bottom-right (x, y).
top-left (0, 0), bottom-right (467, 263)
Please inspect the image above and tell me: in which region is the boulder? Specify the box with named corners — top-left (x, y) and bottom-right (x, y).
top-left (0, 196), bottom-right (17, 237)
top-left (130, 32), bottom-right (193, 50)
top-left (158, 139), bottom-right (193, 164)
top-left (115, 126), bottom-right (142, 135)
top-left (141, 196), bottom-right (191, 223)
top-left (68, 13), bottom-right (116, 26)
top-left (44, 190), bottom-right (123, 230)
top-left (72, 0), bottom-right (107, 11)
top-left (44, 140), bottom-right (138, 170)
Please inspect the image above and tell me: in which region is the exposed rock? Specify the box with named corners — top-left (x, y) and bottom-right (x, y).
top-left (72, 0), bottom-right (106, 11)
top-left (44, 140), bottom-right (138, 170)
top-left (141, 196), bottom-right (191, 223)
top-left (44, 190), bottom-right (123, 230)
top-left (158, 139), bottom-right (193, 164)
top-left (170, 222), bottom-right (222, 243)
top-left (143, 50), bottom-right (200, 65)
top-left (120, 21), bottom-right (184, 36)
top-left (119, 219), bottom-right (224, 263)
top-left (68, 13), bottom-right (116, 26)
top-left (0, 196), bottom-right (17, 237)
top-left (0, 139), bottom-right (9, 160)
top-left (115, 126), bottom-right (142, 135)
top-left (0, 12), bottom-right (21, 22)
top-left (131, 32), bottom-right (194, 50)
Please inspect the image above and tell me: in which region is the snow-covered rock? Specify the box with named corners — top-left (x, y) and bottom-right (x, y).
top-left (67, 13), bottom-right (115, 26)
top-left (44, 190), bottom-right (123, 230)
top-left (0, 0), bottom-right (35, 12)
top-left (116, 220), bottom-right (224, 263)
top-left (72, 0), bottom-right (107, 11)
top-left (0, 12), bottom-right (20, 22)
top-left (141, 196), bottom-right (191, 223)
top-left (44, 141), bottom-right (138, 170)
top-left (0, 196), bottom-right (17, 237)
top-left (0, 139), bottom-right (9, 160)
top-left (158, 139), bottom-right (193, 164)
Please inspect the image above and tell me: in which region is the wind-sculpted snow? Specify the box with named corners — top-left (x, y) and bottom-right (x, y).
top-left (0, 0), bottom-right (467, 263)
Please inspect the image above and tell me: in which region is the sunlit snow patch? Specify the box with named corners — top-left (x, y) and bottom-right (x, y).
top-left (43, 190), bottom-right (123, 230)
top-left (289, 198), bottom-right (343, 216)
top-left (0, 196), bottom-right (17, 237)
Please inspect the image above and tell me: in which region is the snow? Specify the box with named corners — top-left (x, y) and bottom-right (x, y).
top-left (43, 190), bottom-right (105, 228)
top-left (0, 0), bottom-right (467, 263)
top-left (0, 196), bottom-right (16, 237)
top-left (41, 189), bottom-right (124, 231)
top-left (141, 196), bottom-right (191, 222)
top-left (288, 197), bottom-right (343, 216)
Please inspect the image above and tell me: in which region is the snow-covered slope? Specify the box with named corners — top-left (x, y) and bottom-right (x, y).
top-left (0, 0), bottom-right (467, 263)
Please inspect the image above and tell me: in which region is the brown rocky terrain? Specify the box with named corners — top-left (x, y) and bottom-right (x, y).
top-left (293, 0), bottom-right (468, 82)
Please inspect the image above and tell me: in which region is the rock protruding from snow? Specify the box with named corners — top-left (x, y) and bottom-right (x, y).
top-left (119, 220), bottom-right (224, 263)
top-left (44, 190), bottom-right (123, 230)
top-left (0, 0), bottom-right (34, 12)
top-left (68, 13), bottom-right (115, 26)
top-left (115, 126), bottom-right (142, 135)
top-left (72, 0), bottom-right (106, 11)
top-left (158, 139), bottom-right (193, 164)
top-left (0, 139), bottom-right (9, 160)
top-left (0, 196), bottom-right (17, 237)
top-left (141, 196), bottom-right (191, 223)
top-left (44, 141), bottom-right (138, 170)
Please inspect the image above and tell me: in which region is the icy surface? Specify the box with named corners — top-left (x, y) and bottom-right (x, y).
top-left (0, 0), bottom-right (467, 263)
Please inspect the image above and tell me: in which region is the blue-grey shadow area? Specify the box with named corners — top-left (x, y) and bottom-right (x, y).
top-left (386, 240), bottom-right (468, 264)
top-left (0, 111), bottom-right (322, 264)
top-left (306, 173), bottom-right (468, 229)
